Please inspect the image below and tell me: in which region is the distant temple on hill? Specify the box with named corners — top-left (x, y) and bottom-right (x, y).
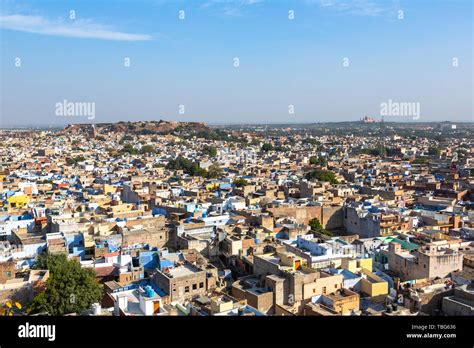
top-left (361, 115), bottom-right (377, 123)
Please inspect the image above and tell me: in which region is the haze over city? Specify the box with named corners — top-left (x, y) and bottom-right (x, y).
top-left (1, 0), bottom-right (473, 126)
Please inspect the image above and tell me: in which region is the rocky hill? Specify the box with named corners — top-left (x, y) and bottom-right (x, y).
top-left (60, 120), bottom-right (208, 135)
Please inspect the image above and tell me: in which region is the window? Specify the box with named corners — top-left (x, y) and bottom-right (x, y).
top-left (199, 282), bottom-right (204, 288)
top-left (335, 284), bottom-right (338, 288)
top-left (185, 286), bottom-right (190, 293)
top-left (192, 284), bottom-right (197, 290)
top-left (322, 286), bottom-right (327, 294)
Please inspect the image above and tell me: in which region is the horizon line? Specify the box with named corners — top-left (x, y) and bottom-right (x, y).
top-left (1, 119), bottom-right (473, 129)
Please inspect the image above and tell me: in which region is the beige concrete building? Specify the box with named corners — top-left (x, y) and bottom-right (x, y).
top-left (304, 288), bottom-right (360, 316)
top-left (388, 242), bottom-right (463, 281)
top-left (152, 261), bottom-right (217, 303)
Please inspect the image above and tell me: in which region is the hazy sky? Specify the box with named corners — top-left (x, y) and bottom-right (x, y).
top-left (1, 0), bottom-right (472, 126)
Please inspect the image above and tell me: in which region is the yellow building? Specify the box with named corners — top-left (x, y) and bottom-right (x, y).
top-left (360, 269), bottom-right (388, 299)
top-left (110, 203), bottom-right (135, 214)
top-left (278, 251), bottom-right (306, 270)
top-left (90, 194), bottom-right (112, 205)
top-left (341, 257), bottom-right (373, 273)
top-left (103, 184), bottom-right (117, 195)
top-left (205, 181), bottom-right (228, 191)
top-left (210, 297), bottom-right (234, 314)
top-left (323, 288), bottom-right (360, 315)
top-left (7, 194), bottom-right (29, 209)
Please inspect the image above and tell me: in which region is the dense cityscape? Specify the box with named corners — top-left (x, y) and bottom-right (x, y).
top-left (1, 0), bottom-right (473, 345)
top-left (0, 119), bottom-right (473, 318)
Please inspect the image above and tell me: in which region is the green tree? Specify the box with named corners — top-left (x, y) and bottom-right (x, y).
top-left (261, 143), bottom-right (274, 152)
top-left (250, 138), bottom-right (260, 146)
top-left (233, 178), bottom-right (249, 188)
top-left (140, 145), bottom-right (155, 154)
top-left (308, 218), bottom-right (333, 237)
top-left (302, 138), bottom-right (320, 146)
top-left (206, 163), bottom-right (224, 179)
top-left (191, 129), bottom-right (244, 143)
top-left (309, 156), bottom-right (327, 167)
top-left (412, 157), bottom-right (428, 165)
top-left (29, 253), bottom-right (102, 316)
top-left (305, 169), bottom-right (338, 184)
top-left (273, 145), bottom-right (287, 152)
top-left (355, 147), bottom-right (390, 157)
top-left (428, 147), bottom-right (441, 156)
top-left (309, 218), bottom-right (323, 231)
top-left (66, 156), bottom-right (86, 166)
top-left (139, 129), bottom-right (156, 135)
top-left (121, 144), bottom-right (138, 155)
top-left (202, 145), bottom-right (217, 158)
top-left (166, 156), bottom-right (207, 177)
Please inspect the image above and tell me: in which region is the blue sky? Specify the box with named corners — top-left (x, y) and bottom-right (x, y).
top-left (1, 0), bottom-right (472, 126)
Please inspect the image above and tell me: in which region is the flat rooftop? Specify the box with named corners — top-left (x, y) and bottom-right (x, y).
top-left (167, 264), bottom-right (199, 278)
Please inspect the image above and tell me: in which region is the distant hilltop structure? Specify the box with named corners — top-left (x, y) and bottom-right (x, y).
top-left (438, 121), bottom-right (457, 130)
top-left (360, 115), bottom-right (377, 123)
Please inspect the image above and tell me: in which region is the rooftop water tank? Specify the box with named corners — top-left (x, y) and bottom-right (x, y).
top-left (145, 286), bottom-right (155, 298)
top-left (92, 303), bottom-right (101, 315)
